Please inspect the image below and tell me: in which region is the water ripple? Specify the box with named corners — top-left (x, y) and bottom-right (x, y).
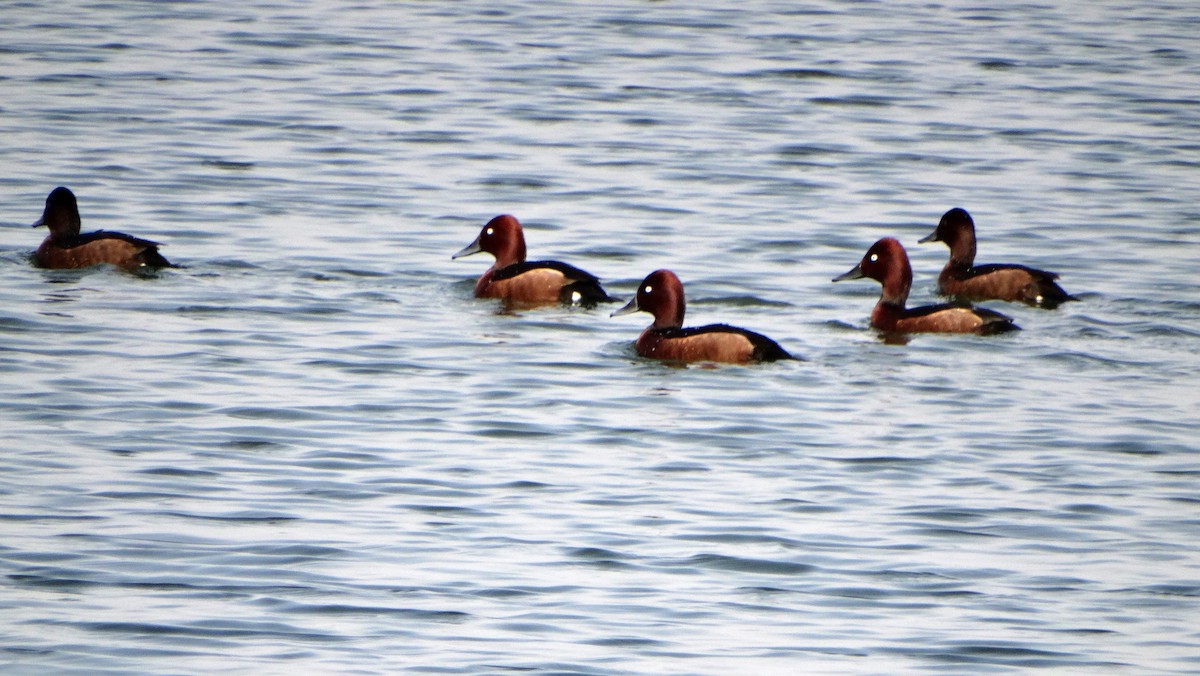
top-left (1, 1), bottom-right (1198, 673)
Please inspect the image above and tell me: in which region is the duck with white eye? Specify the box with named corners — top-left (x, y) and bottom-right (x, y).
top-left (453, 214), bottom-right (617, 308)
top-left (612, 269), bottom-right (795, 364)
top-left (833, 237), bottom-right (1018, 336)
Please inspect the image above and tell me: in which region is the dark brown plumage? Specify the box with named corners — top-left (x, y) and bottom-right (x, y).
top-left (31, 187), bottom-right (170, 271)
top-left (919, 208), bottom-right (1076, 309)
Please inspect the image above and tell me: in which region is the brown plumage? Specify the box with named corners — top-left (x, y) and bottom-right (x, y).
top-left (612, 269), bottom-right (795, 364)
top-left (919, 208), bottom-right (1076, 309)
top-left (31, 187), bottom-right (171, 271)
top-left (452, 214), bottom-right (615, 307)
top-left (834, 237), bottom-right (1018, 336)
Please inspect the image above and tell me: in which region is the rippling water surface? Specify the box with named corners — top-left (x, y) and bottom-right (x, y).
top-left (2, 1), bottom-right (1199, 673)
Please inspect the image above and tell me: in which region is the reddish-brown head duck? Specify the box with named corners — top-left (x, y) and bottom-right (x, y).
top-left (612, 269), bottom-right (795, 364)
top-left (453, 214), bottom-right (616, 307)
top-left (919, 207), bottom-right (1076, 309)
top-left (833, 237), bottom-right (1018, 336)
top-left (31, 187), bottom-right (171, 271)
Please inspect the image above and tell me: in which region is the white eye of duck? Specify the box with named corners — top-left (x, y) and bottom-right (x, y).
top-left (869, 253), bottom-right (878, 262)
top-left (644, 285), bottom-right (653, 294)
top-left (485, 227), bottom-right (494, 236)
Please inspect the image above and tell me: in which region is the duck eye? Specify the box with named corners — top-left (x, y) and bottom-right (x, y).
top-left (643, 285), bottom-right (653, 294)
top-left (485, 227), bottom-right (494, 236)
top-left (869, 253), bottom-right (878, 262)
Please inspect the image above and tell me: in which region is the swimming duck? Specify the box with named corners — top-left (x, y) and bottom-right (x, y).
top-left (834, 237), bottom-right (1018, 335)
top-left (613, 269), bottom-right (795, 363)
top-left (919, 208), bottom-right (1076, 308)
top-left (453, 214), bottom-right (615, 307)
top-left (31, 186), bottom-right (171, 271)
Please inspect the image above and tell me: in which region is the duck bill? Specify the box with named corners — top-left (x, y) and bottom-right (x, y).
top-left (451, 237), bottom-right (482, 260)
top-left (610, 296), bottom-right (640, 317)
top-left (917, 229), bottom-right (939, 244)
top-left (30, 215), bottom-right (45, 228)
top-left (832, 264), bottom-right (865, 282)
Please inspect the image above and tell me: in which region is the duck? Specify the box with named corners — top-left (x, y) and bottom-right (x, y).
top-left (30, 187), bottom-right (171, 271)
top-left (833, 237), bottom-right (1018, 335)
top-left (452, 214), bottom-right (616, 307)
top-left (612, 269), bottom-right (795, 363)
top-left (919, 207), bottom-right (1076, 308)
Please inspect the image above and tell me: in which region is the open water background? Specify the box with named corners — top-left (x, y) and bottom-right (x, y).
top-left (2, 1), bottom-right (1199, 673)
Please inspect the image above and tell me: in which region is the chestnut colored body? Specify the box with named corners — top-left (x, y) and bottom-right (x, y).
top-left (31, 187), bottom-right (170, 271)
top-left (920, 208), bottom-right (1076, 309)
top-left (636, 325), bottom-right (788, 363)
top-left (614, 269), bottom-right (794, 364)
top-left (454, 215), bottom-right (614, 307)
top-left (870, 299), bottom-right (1015, 335)
top-left (834, 237), bottom-right (1018, 336)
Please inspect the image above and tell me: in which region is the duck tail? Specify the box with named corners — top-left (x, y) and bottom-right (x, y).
top-left (139, 246), bottom-right (173, 269)
top-left (1035, 279), bottom-right (1078, 309)
top-left (560, 279), bottom-right (619, 308)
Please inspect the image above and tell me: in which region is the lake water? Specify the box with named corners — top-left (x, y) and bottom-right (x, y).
top-left (2, 1), bottom-right (1199, 673)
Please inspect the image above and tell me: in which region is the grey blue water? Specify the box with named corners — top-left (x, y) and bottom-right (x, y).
top-left (2, 1), bottom-right (1199, 673)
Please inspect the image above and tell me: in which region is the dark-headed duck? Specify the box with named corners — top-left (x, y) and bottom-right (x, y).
top-left (919, 208), bottom-right (1076, 309)
top-left (453, 214), bottom-right (616, 307)
top-left (833, 237), bottom-right (1018, 335)
top-left (612, 269), bottom-right (795, 364)
top-left (31, 187), bottom-right (170, 271)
